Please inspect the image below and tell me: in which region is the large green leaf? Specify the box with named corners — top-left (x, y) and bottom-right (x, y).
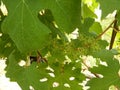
top-left (2, 0), bottom-right (81, 53)
top-left (6, 51), bottom-right (52, 90)
top-left (91, 50), bottom-right (114, 61)
top-left (50, 62), bottom-right (84, 90)
top-left (6, 51), bottom-right (84, 90)
top-left (87, 50), bottom-right (120, 90)
top-left (87, 59), bottom-right (120, 90)
top-left (2, 0), bottom-right (51, 53)
top-left (97, 0), bottom-right (120, 18)
top-left (0, 34), bottom-right (14, 57)
top-left (46, 0), bottom-right (81, 33)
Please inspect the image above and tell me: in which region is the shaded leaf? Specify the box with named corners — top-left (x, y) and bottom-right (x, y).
top-left (47, 0), bottom-right (82, 33)
top-left (2, 0), bottom-right (81, 53)
top-left (116, 10), bottom-right (120, 25)
top-left (0, 34), bottom-right (14, 57)
top-left (81, 18), bottom-right (94, 33)
top-left (97, 0), bottom-right (120, 18)
top-left (2, 0), bottom-right (51, 53)
top-left (38, 9), bottom-right (68, 42)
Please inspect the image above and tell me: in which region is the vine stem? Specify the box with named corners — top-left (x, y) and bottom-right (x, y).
top-left (109, 19), bottom-right (118, 49)
top-left (96, 20), bottom-right (115, 40)
top-left (109, 12), bottom-right (120, 49)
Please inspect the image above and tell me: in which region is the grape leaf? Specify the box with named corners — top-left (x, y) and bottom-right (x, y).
top-left (0, 34), bottom-right (14, 57)
top-left (46, 0), bottom-right (82, 33)
top-left (5, 51), bottom-right (53, 90)
top-left (91, 49), bottom-right (114, 61)
top-left (38, 9), bottom-right (68, 42)
top-left (2, 0), bottom-right (51, 53)
top-left (6, 54), bottom-right (84, 90)
top-left (87, 50), bottom-right (120, 90)
top-left (116, 10), bottom-right (120, 26)
top-left (2, 0), bottom-right (81, 53)
top-left (81, 18), bottom-right (94, 33)
top-left (41, 0), bottom-right (81, 33)
top-left (87, 59), bottom-right (120, 90)
top-left (5, 49), bottom-right (85, 90)
top-left (89, 22), bottom-right (102, 35)
top-left (50, 62), bottom-right (84, 90)
top-left (97, 0), bottom-right (120, 18)
top-left (82, 4), bottom-right (97, 18)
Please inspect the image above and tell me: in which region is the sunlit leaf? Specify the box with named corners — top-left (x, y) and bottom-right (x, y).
top-left (6, 51), bottom-right (51, 90)
top-left (89, 22), bottom-right (102, 35)
top-left (87, 59), bottom-right (120, 90)
top-left (87, 50), bottom-right (120, 90)
top-left (82, 4), bottom-right (97, 18)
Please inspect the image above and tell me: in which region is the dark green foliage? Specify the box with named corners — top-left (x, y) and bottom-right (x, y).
top-left (0, 0), bottom-right (120, 90)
